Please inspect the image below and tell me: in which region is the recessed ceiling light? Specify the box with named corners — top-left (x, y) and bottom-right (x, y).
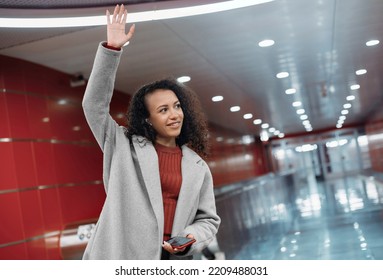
top-left (346, 95), bottom-right (355, 101)
top-left (302, 120), bottom-right (310, 125)
top-left (243, 113), bottom-right (253, 119)
top-left (285, 88), bottom-right (296, 94)
top-left (343, 103), bottom-right (352, 109)
top-left (355, 69), bottom-right (367, 75)
top-left (261, 123), bottom-right (269, 129)
top-left (336, 124), bottom-right (342, 128)
top-left (278, 133), bottom-right (285, 138)
top-left (230, 106), bottom-right (240, 112)
top-left (300, 115), bottom-right (308, 120)
top-left (366, 40), bottom-right (380, 46)
top-left (269, 127), bottom-right (276, 133)
top-left (339, 116), bottom-right (346, 120)
top-left (177, 76), bottom-right (191, 83)
top-left (350, 84), bottom-right (360, 90)
top-left (276, 72), bottom-right (289, 79)
top-left (292, 101), bottom-right (302, 107)
top-left (212, 95), bottom-right (223, 102)
top-left (258, 39), bottom-right (275, 47)
top-left (253, 119), bottom-right (262, 125)
top-left (296, 109), bottom-right (305, 115)
top-left (341, 110), bottom-right (349, 115)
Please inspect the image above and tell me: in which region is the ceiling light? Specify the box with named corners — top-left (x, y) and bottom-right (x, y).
top-left (278, 133), bottom-right (285, 138)
top-left (336, 124), bottom-right (342, 128)
top-left (216, 137), bottom-right (224, 142)
top-left (212, 95), bottom-right (224, 102)
top-left (341, 110), bottom-right (349, 115)
top-left (343, 103), bottom-right (352, 109)
top-left (258, 39), bottom-right (275, 47)
top-left (296, 109), bottom-right (305, 115)
top-left (292, 101), bottom-right (302, 107)
top-left (339, 116), bottom-right (346, 120)
top-left (285, 88), bottom-right (296, 94)
top-left (276, 72), bottom-right (289, 79)
top-left (366, 40), bottom-right (380, 46)
top-left (355, 69), bottom-right (367, 75)
top-left (58, 99), bottom-right (67, 105)
top-left (302, 120), bottom-right (310, 125)
top-left (346, 95), bottom-right (355, 101)
top-left (261, 123), bottom-right (269, 129)
top-left (300, 115), bottom-right (308, 120)
top-left (243, 113), bottom-right (253, 119)
top-left (350, 84), bottom-right (360, 90)
top-left (230, 106), bottom-right (240, 112)
top-left (0, 0), bottom-right (275, 28)
top-left (269, 127), bottom-right (276, 133)
top-left (253, 119), bottom-right (262, 125)
top-left (177, 76), bottom-right (191, 83)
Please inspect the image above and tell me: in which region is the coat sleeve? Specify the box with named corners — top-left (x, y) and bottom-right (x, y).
top-left (175, 163), bottom-right (221, 257)
top-left (82, 42), bottom-right (123, 151)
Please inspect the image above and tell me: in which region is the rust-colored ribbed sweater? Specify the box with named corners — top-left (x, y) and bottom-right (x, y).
top-left (154, 143), bottom-right (182, 242)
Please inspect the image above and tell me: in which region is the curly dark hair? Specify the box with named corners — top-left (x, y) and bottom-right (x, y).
top-left (125, 78), bottom-right (209, 157)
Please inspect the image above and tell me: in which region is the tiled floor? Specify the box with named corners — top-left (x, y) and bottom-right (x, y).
top-left (230, 175), bottom-right (383, 260)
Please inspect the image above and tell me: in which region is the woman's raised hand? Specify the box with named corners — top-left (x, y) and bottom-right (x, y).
top-left (106, 4), bottom-right (135, 48)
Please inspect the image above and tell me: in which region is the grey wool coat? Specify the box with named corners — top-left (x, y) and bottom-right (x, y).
top-left (81, 43), bottom-right (221, 260)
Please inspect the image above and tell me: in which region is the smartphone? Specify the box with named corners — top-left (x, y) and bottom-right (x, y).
top-left (166, 236), bottom-right (196, 250)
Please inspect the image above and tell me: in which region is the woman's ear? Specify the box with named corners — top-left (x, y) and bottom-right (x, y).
top-left (145, 118), bottom-right (152, 126)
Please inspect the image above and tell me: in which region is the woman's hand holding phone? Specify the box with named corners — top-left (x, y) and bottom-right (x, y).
top-left (162, 234), bottom-right (195, 254)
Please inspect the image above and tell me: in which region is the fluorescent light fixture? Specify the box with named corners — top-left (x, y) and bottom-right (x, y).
top-left (366, 40), bottom-right (380, 46)
top-left (253, 119), bottom-right (262, 125)
top-left (285, 88), bottom-right (296, 94)
top-left (350, 84), bottom-right (360, 90)
top-left (258, 39), bottom-right (275, 47)
top-left (276, 72), bottom-right (289, 79)
top-left (355, 69), bottom-right (367, 75)
top-left (346, 95), bottom-right (355, 101)
top-left (243, 113), bottom-right (253, 119)
top-left (0, 0), bottom-right (274, 28)
top-left (212, 95), bottom-right (224, 102)
top-left (177, 76), bottom-right (191, 83)
top-left (230, 106), bottom-right (240, 112)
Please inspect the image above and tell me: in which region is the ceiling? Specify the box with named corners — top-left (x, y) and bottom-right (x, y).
top-left (0, 0), bottom-right (382, 140)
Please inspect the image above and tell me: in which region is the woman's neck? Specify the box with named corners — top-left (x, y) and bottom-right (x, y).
top-left (155, 138), bottom-right (177, 148)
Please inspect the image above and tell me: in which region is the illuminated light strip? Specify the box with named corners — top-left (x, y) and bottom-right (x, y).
top-left (0, 231), bottom-right (61, 249)
top-left (0, 137), bottom-right (96, 146)
top-left (0, 0), bottom-right (274, 28)
top-left (0, 180), bottom-right (103, 195)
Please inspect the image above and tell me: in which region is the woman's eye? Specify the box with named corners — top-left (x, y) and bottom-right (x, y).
top-left (160, 108), bottom-right (167, 113)
top-left (175, 103), bottom-right (181, 109)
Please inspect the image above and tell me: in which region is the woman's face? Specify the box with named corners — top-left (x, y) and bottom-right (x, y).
top-left (145, 89), bottom-right (184, 147)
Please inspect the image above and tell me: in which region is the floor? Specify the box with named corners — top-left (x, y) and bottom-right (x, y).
top-left (226, 174), bottom-right (383, 260)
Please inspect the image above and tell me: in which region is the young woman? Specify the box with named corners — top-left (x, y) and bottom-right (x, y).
top-left (82, 4), bottom-right (220, 260)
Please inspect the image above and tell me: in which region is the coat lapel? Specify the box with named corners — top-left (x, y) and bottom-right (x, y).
top-left (172, 146), bottom-right (205, 235)
top-left (132, 135), bottom-right (164, 236)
